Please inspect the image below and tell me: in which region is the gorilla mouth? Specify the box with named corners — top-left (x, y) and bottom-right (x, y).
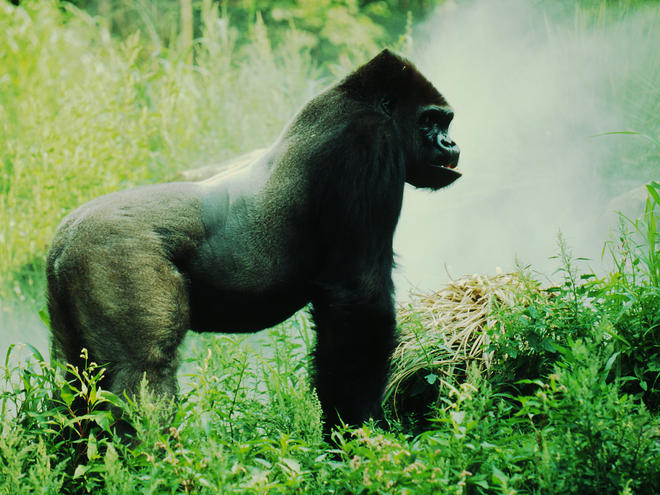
top-left (429, 137), bottom-right (459, 172)
top-left (425, 160), bottom-right (461, 188)
top-left (429, 128), bottom-right (460, 172)
top-left (430, 156), bottom-right (460, 172)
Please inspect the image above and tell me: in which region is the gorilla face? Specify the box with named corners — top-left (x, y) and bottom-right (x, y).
top-left (349, 49), bottom-right (461, 191)
top-left (405, 103), bottom-right (461, 190)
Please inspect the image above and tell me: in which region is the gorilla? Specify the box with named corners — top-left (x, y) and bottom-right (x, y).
top-left (46, 49), bottom-right (460, 432)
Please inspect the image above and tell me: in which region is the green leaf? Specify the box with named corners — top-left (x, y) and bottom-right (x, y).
top-left (38, 307), bottom-right (51, 329)
top-left (473, 479), bottom-right (489, 489)
top-left (604, 352), bottom-right (620, 373)
top-left (425, 373), bottom-right (438, 385)
top-left (646, 182), bottom-right (660, 205)
top-left (59, 388), bottom-right (75, 408)
top-left (87, 433), bottom-right (98, 460)
top-left (492, 466), bottom-right (507, 486)
top-left (542, 339), bottom-right (557, 352)
top-left (73, 464), bottom-right (89, 479)
top-left (91, 410), bottom-right (113, 432)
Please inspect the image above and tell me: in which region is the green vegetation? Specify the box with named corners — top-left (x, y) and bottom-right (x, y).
top-left (1, 1), bottom-right (659, 493)
top-left (66, 0), bottom-right (430, 63)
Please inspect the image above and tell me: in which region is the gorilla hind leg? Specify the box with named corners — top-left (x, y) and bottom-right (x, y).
top-left (89, 298), bottom-right (188, 431)
top-left (108, 360), bottom-right (180, 403)
top-left (52, 253), bottom-right (190, 435)
top-left (103, 360), bottom-right (180, 438)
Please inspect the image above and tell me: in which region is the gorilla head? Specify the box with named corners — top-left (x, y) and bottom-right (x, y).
top-left (46, 49), bottom-right (460, 435)
top-left (336, 49), bottom-right (461, 190)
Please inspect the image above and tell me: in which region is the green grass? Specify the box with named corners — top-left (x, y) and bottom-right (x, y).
top-left (1, 1), bottom-right (659, 493)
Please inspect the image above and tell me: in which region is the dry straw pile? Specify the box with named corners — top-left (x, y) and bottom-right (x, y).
top-left (385, 272), bottom-right (541, 419)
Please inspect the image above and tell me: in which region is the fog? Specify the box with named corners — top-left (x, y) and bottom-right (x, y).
top-left (394, 0), bottom-right (657, 296)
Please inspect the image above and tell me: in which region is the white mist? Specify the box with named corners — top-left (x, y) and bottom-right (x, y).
top-left (394, 0), bottom-right (658, 296)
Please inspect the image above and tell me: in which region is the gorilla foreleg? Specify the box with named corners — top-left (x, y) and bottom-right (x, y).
top-left (311, 294), bottom-right (397, 432)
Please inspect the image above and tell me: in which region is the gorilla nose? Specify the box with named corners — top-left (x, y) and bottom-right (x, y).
top-left (439, 136), bottom-right (455, 148)
top-left (436, 135), bottom-right (460, 165)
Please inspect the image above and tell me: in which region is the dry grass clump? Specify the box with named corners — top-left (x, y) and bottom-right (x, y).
top-left (385, 272), bottom-right (541, 420)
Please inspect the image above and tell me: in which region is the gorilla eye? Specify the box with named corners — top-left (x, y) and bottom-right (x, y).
top-left (380, 98), bottom-right (394, 116)
top-left (419, 106), bottom-right (454, 131)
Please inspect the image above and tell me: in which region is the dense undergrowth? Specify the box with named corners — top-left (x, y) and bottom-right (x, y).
top-left (1, 0), bottom-right (659, 493)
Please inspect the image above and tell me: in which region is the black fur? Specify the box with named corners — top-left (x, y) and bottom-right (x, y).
top-left (46, 49), bottom-right (460, 433)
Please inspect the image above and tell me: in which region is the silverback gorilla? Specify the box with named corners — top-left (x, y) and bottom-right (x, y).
top-left (46, 49), bottom-right (460, 432)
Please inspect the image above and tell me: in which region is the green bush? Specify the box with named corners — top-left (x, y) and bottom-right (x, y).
top-left (486, 183), bottom-right (659, 412)
top-left (68, 0), bottom-right (430, 62)
top-left (530, 341), bottom-right (659, 495)
top-left (601, 182), bottom-right (660, 409)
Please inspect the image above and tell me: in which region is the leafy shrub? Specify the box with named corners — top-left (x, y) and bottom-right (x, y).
top-left (519, 340), bottom-right (659, 495)
top-left (600, 182), bottom-right (660, 410)
top-left (487, 238), bottom-right (599, 390)
top-left (68, 0), bottom-right (429, 62)
top-left (487, 183), bottom-right (659, 411)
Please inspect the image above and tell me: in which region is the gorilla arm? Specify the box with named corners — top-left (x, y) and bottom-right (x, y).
top-left (302, 111), bottom-right (405, 431)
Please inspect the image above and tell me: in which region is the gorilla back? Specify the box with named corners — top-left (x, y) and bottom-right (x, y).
top-left (46, 49), bottom-right (461, 432)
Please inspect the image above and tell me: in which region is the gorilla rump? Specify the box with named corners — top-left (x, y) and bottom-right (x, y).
top-left (46, 49), bottom-right (461, 432)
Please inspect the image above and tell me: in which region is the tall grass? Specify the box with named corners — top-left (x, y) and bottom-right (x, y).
top-left (0, 0), bottom-right (323, 305)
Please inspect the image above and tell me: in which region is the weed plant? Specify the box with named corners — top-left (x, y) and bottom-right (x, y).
top-left (488, 182), bottom-right (659, 412)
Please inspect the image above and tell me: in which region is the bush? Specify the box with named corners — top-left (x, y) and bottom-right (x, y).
top-left (520, 340), bottom-right (659, 495)
top-left (486, 183), bottom-right (659, 411)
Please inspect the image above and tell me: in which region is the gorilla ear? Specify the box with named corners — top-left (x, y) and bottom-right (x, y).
top-left (380, 98), bottom-right (394, 116)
